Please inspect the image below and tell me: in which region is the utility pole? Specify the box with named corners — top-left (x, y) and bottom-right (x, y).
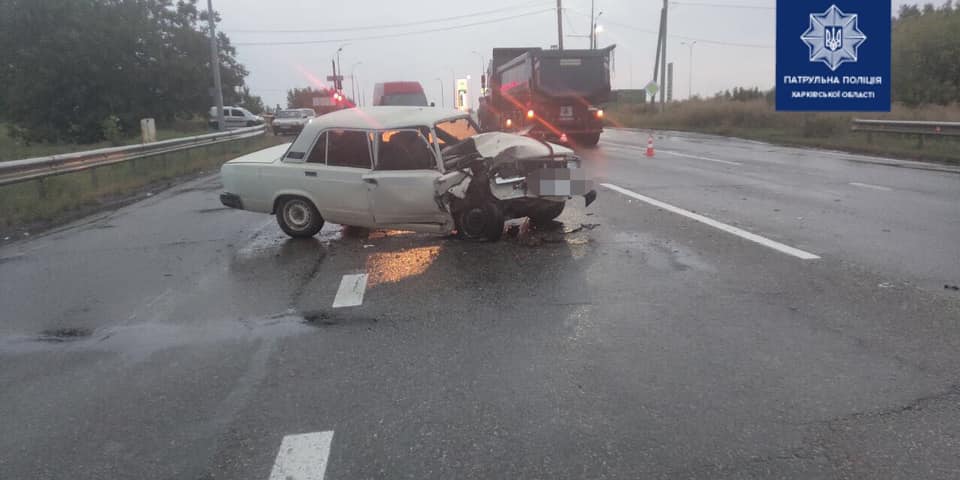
top-left (436, 78), bottom-right (445, 108)
top-left (207, 0), bottom-right (225, 131)
top-left (335, 45), bottom-right (346, 92)
top-left (331, 59), bottom-right (337, 93)
top-left (557, 0), bottom-right (564, 51)
top-left (659, 0), bottom-right (668, 110)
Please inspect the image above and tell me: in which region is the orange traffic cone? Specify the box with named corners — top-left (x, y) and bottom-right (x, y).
top-left (645, 134), bottom-right (655, 157)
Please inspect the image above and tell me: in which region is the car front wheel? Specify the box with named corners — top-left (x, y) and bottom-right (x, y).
top-left (455, 201), bottom-right (504, 242)
top-left (277, 197), bottom-right (324, 238)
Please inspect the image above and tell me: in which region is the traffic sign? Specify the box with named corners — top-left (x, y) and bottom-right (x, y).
top-left (645, 81), bottom-right (659, 97)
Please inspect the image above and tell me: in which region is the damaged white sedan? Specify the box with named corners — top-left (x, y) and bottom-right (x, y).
top-left (219, 107), bottom-right (596, 241)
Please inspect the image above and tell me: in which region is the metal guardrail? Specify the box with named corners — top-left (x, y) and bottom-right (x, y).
top-left (851, 119), bottom-right (960, 147)
top-left (0, 125), bottom-right (265, 186)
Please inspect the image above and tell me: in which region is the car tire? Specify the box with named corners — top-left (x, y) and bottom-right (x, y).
top-left (576, 133), bottom-right (601, 147)
top-left (276, 197), bottom-right (324, 238)
top-left (455, 201), bottom-right (504, 242)
top-left (529, 202), bottom-right (565, 225)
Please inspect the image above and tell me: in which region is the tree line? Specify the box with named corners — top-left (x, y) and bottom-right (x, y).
top-left (0, 0), bottom-right (262, 144)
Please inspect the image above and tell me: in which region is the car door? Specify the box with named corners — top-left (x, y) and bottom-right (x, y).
top-left (298, 129), bottom-right (375, 227)
top-left (363, 129), bottom-right (448, 226)
top-left (229, 108), bottom-right (246, 129)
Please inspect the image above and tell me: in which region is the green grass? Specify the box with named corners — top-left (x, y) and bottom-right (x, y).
top-left (605, 100), bottom-right (960, 165)
top-left (0, 118), bottom-right (211, 162)
top-left (0, 134), bottom-right (287, 233)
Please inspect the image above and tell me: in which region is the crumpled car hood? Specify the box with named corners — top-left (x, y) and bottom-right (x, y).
top-left (469, 132), bottom-right (574, 164)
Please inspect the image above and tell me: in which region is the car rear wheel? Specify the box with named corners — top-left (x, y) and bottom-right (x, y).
top-left (277, 197), bottom-right (324, 238)
top-left (529, 202), bottom-right (565, 225)
top-left (455, 201), bottom-right (504, 242)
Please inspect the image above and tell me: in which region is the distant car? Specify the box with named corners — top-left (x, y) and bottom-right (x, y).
top-left (372, 82), bottom-right (429, 106)
top-left (219, 107), bottom-right (596, 241)
top-left (208, 106), bottom-right (264, 130)
top-left (272, 108), bottom-right (316, 135)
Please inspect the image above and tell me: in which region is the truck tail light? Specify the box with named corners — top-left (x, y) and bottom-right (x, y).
top-left (505, 118), bottom-right (513, 127)
top-left (595, 109), bottom-right (604, 119)
top-left (527, 109), bottom-right (535, 119)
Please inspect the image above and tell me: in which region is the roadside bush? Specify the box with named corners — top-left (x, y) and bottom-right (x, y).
top-left (101, 116), bottom-right (123, 145)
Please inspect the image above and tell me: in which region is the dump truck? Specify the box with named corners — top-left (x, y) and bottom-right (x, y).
top-left (477, 46), bottom-right (615, 146)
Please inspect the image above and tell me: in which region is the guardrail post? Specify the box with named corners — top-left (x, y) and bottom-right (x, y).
top-left (918, 134), bottom-right (924, 149)
top-left (37, 177), bottom-right (47, 200)
top-left (867, 132), bottom-right (873, 144)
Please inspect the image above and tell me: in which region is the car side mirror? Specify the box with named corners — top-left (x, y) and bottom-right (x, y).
top-left (430, 102), bottom-right (436, 107)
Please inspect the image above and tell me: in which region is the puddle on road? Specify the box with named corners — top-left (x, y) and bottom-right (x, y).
top-left (0, 311), bottom-right (319, 358)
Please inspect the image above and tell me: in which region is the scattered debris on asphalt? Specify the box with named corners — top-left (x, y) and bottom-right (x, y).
top-left (37, 327), bottom-right (93, 343)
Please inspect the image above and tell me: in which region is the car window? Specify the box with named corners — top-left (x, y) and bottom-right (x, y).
top-left (376, 130), bottom-right (436, 171)
top-left (326, 130), bottom-right (371, 169)
top-left (231, 109), bottom-right (245, 117)
top-left (434, 117), bottom-right (478, 146)
top-left (306, 132), bottom-right (327, 164)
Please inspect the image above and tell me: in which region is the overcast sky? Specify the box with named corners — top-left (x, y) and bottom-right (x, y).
top-left (215, 0), bottom-right (915, 108)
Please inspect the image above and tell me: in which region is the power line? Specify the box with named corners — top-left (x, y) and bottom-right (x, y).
top-left (233, 9), bottom-right (554, 46)
top-left (566, 8), bottom-right (773, 49)
top-left (228, 1), bottom-right (552, 34)
top-left (673, 1), bottom-right (775, 11)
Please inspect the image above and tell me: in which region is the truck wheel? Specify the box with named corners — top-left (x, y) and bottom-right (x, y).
top-left (576, 133), bottom-right (601, 147)
top-left (455, 201), bottom-right (504, 242)
top-left (277, 197), bottom-right (324, 238)
top-left (529, 202), bottom-right (565, 225)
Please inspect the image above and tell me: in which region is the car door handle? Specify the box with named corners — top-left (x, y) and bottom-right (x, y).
top-left (363, 178), bottom-right (378, 185)
top-left (304, 171), bottom-right (317, 177)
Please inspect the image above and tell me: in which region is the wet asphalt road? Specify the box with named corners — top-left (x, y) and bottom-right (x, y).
top-left (1, 129), bottom-right (959, 479)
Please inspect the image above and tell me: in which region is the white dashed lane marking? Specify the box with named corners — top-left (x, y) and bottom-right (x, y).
top-left (602, 183), bottom-right (821, 260)
top-left (658, 149), bottom-right (743, 166)
top-left (849, 182), bottom-right (892, 191)
top-left (268, 431), bottom-right (334, 480)
top-left (332, 273), bottom-right (368, 308)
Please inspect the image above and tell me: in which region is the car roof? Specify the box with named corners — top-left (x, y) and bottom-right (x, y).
top-left (306, 107), bottom-right (469, 132)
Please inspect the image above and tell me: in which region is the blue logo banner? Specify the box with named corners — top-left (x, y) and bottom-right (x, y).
top-left (776, 1), bottom-right (891, 111)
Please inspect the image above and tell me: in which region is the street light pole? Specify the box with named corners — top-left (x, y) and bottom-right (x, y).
top-left (350, 61), bottom-right (362, 105)
top-left (206, 0), bottom-right (225, 131)
top-left (335, 44), bottom-right (348, 92)
top-left (681, 41), bottom-right (696, 99)
top-left (435, 78), bottom-right (445, 108)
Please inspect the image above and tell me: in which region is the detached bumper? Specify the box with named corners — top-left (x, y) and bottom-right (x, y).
top-left (220, 192), bottom-right (243, 209)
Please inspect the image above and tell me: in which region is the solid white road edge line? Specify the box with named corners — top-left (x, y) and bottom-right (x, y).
top-left (658, 149), bottom-right (743, 166)
top-left (601, 183), bottom-right (821, 260)
top-left (332, 273), bottom-right (368, 308)
top-left (849, 182), bottom-right (892, 191)
top-left (269, 431), bottom-right (334, 480)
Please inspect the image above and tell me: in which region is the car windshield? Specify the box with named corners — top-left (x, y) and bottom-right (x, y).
top-left (276, 111), bottom-right (300, 118)
top-left (434, 117), bottom-right (478, 147)
top-left (380, 92), bottom-right (428, 106)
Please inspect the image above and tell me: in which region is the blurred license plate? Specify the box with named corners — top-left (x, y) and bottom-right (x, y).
top-left (527, 168), bottom-right (593, 196)
top-left (559, 105), bottom-right (574, 121)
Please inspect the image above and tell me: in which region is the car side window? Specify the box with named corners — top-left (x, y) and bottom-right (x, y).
top-left (231, 109), bottom-right (244, 117)
top-left (327, 130), bottom-right (371, 169)
top-left (306, 132), bottom-right (327, 164)
top-left (376, 130), bottom-right (437, 170)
